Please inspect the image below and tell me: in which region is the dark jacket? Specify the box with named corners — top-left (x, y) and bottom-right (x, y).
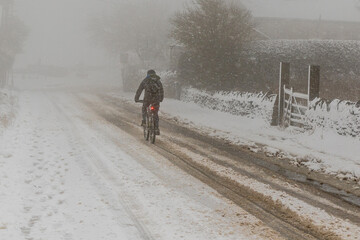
top-left (135, 74), bottom-right (164, 103)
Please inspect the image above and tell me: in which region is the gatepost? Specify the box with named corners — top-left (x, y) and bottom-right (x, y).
top-left (308, 65), bottom-right (320, 103)
top-left (278, 62), bottom-right (290, 126)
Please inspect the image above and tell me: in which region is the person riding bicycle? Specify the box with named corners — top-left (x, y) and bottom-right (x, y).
top-left (134, 69), bottom-right (164, 135)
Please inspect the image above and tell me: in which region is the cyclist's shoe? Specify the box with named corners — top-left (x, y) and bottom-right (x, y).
top-left (155, 128), bottom-right (160, 135)
top-left (141, 120), bottom-right (146, 127)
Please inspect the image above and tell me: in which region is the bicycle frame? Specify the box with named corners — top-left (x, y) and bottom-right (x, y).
top-left (146, 105), bottom-right (156, 144)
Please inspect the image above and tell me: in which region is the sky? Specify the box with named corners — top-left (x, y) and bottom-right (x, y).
top-left (12, 0), bottom-right (360, 68)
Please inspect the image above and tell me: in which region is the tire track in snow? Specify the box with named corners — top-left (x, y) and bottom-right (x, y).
top-left (47, 92), bottom-right (156, 240)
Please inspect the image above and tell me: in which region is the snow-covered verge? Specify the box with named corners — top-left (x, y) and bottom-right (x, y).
top-left (0, 89), bottom-right (17, 130)
top-left (306, 98), bottom-right (360, 138)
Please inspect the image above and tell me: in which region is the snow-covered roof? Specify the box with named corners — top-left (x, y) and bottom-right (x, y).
top-left (241, 0), bottom-right (360, 22)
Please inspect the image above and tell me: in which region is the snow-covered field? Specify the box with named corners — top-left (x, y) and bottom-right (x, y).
top-left (114, 87), bottom-right (360, 183)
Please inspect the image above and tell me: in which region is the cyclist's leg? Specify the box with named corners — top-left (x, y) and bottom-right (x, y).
top-left (142, 102), bottom-right (150, 126)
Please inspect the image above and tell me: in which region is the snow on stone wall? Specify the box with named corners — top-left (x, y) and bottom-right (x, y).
top-left (181, 88), bottom-right (360, 139)
top-left (180, 88), bottom-right (276, 123)
top-left (306, 98), bottom-right (360, 138)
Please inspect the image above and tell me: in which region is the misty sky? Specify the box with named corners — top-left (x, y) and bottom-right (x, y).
top-left (14, 0), bottom-right (106, 68)
top-left (12, 0), bottom-right (360, 68)
top-left (13, 0), bottom-right (185, 68)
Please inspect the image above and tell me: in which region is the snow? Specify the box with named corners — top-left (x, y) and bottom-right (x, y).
top-left (114, 88), bottom-right (360, 183)
top-left (179, 88), bottom-right (360, 181)
top-left (307, 98), bottom-right (360, 138)
top-left (181, 87), bottom-right (275, 122)
top-left (1, 92), bottom-right (135, 239)
top-left (1, 73), bottom-right (360, 238)
top-left (0, 89), bottom-right (280, 239)
top-left (178, 148), bottom-right (360, 239)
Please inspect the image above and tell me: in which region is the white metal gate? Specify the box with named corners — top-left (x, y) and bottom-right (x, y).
top-left (283, 86), bottom-right (309, 128)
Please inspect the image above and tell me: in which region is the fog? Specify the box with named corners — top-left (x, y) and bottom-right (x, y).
top-left (11, 0), bottom-right (360, 71)
top-left (13, 0), bottom-right (186, 69)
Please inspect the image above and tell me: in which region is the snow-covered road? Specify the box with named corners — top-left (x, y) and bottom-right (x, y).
top-left (0, 91), bottom-right (284, 240)
top-left (1, 85), bottom-right (360, 240)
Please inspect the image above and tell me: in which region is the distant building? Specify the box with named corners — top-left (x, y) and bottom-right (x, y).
top-left (254, 17), bottom-right (360, 40)
top-left (242, 0), bottom-right (360, 40)
top-left (242, 0), bottom-right (360, 23)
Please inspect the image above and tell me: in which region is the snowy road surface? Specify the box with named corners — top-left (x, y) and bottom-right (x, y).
top-left (1, 89), bottom-right (359, 239)
top-left (0, 91), bottom-right (282, 240)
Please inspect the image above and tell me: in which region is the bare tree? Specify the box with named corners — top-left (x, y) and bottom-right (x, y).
top-left (0, 16), bottom-right (27, 87)
top-left (170, 0), bottom-right (253, 89)
top-left (0, 16), bottom-right (28, 56)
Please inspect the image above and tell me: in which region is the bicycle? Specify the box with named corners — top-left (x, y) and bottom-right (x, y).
top-left (137, 100), bottom-right (157, 144)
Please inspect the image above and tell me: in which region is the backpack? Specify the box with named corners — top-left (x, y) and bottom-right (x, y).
top-left (145, 77), bottom-right (161, 96)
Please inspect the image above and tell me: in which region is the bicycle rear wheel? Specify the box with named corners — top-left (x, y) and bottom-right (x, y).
top-left (149, 116), bottom-right (156, 144)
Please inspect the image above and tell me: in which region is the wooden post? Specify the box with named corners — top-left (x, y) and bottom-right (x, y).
top-left (11, 69), bottom-right (14, 88)
top-left (308, 65), bottom-right (320, 103)
top-left (278, 62), bottom-right (290, 126)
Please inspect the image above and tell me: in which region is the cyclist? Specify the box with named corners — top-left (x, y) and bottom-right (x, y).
top-left (135, 69), bottom-right (164, 135)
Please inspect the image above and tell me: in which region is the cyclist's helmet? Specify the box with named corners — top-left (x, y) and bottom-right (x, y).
top-left (147, 69), bottom-right (156, 76)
